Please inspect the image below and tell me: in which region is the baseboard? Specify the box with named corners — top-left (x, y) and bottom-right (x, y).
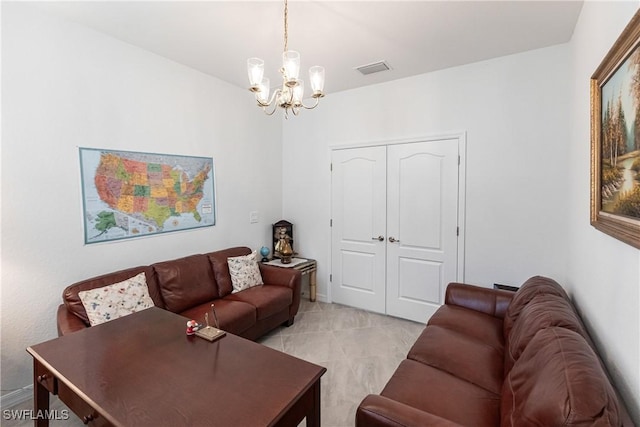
top-left (315, 293), bottom-right (328, 303)
top-left (1, 385), bottom-right (32, 408)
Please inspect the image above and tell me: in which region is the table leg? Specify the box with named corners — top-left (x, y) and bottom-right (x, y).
top-left (306, 379), bottom-right (321, 427)
top-left (33, 362), bottom-right (50, 427)
top-left (309, 269), bottom-right (317, 302)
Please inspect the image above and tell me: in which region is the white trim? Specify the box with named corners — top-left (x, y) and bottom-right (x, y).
top-left (314, 292), bottom-right (329, 303)
top-left (1, 385), bottom-right (33, 408)
top-left (329, 131), bottom-right (467, 150)
top-left (457, 132), bottom-right (467, 284)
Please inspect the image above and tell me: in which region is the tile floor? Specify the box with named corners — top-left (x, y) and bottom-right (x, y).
top-left (3, 300), bottom-right (425, 427)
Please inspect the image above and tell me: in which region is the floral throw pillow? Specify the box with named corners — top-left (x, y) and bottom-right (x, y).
top-left (228, 251), bottom-right (264, 293)
top-left (78, 272), bottom-right (155, 326)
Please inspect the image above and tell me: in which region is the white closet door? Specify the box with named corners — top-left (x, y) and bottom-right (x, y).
top-left (386, 140), bottom-right (460, 322)
top-left (330, 138), bottom-right (462, 322)
top-left (331, 146), bottom-right (387, 313)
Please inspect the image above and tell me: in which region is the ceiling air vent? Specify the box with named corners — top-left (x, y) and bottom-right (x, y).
top-left (356, 61), bottom-right (391, 76)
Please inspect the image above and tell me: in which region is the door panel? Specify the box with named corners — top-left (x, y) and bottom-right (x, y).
top-left (397, 258), bottom-right (442, 304)
top-left (331, 146), bottom-right (386, 313)
top-left (386, 140), bottom-right (459, 323)
top-left (341, 251), bottom-right (376, 292)
top-left (398, 153), bottom-right (443, 249)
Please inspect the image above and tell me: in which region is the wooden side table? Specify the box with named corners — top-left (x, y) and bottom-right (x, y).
top-left (293, 259), bottom-right (318, 302)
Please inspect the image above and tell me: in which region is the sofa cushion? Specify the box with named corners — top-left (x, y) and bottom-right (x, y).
top-left (153, 254), bottom-right (218, 313)
top-left (408, 325), bottom-right (504, 395)
top-left (428, 305), bottom-right (504, 352)
top-left (180, 299), bottom-right (256, 336)
top-left (382, 359), bottom-right (501, 427)
top-left (501, 327), bottom-right (620, 427)
top-left (505, 294), bottom-right (587, 374)
top-left (63, 265), bottom-right (163, 325)
top-left (225, 285), bottom-right (292, 320)
top-left (228, 251), bottom-right (264, 293)
top-left (207, 247), bottom-right (252, 297)
top-left (503, 276), bottom-right (569, 338)
top-left (78, 272), bottom-right (154, 326)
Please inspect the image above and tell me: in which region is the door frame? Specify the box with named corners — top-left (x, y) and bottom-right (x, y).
top-left (328, 132), bottom-right (467, 304)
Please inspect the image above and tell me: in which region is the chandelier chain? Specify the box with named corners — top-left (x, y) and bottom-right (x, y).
top-left (283, 0), bottom-right (288, 53)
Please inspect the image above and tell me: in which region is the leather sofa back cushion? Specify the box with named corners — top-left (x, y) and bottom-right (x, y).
top-left (63, 266), bottom-right (163, 324)
top-left (153, 254), bottom-right (218, 313)
top-left (206, 247), bottom-right (252, 297)
top-left (503, 276), bottom-right (570, 338)
top-left (501, 327), bottom-right (620, 427)
top-left (505, 294), bottom-right (587, 374)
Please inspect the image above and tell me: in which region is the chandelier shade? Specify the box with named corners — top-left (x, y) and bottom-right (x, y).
top-left (247, 0), bottom-right (325, 118)
top-left (256, 77), bottom-right (270, 104)
top-left (247, 58), bottom-right (264, 89)
top-left (309, 66), bottom-right (325, 96)
top-left (282, 51), bottom-right (301, 85)
top-left (293, 80), bottom-right (304, 106)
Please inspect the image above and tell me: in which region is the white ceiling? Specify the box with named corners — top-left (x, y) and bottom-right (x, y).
top-left (29, 1), bottom-right (584, 95)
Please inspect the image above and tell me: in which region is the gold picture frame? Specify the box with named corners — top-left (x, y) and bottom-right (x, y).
top-left (590, 10), bottom-right (640, 250)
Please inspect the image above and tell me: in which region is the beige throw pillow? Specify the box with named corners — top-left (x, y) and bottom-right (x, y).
top-left (228, 251), bottom-right (263, 293)
top-left (78, 272), bottom-right (155, 326)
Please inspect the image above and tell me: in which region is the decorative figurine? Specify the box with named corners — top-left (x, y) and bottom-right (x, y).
top-left (279, 235), bottom-right (294, 264)
top-left (274, 227), bottom-right (294, 264)
top-left (272, 220), bottom-right (294, 257)
top-left (186, 319), bottom-right (198, 336)
top-left (275, 227), bottom-right (293, 264)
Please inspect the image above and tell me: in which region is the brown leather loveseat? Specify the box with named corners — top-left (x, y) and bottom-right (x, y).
top-left (357, 276), bottom-right (634, 426)
top-left (57, 247), bottom-right (301, 340)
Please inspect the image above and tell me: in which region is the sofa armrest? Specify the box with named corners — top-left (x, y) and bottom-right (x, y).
top-left (356, 395), bottom-right (464, 427)
top-left (259, 264), bottom-right (302, 319)
top-left (57, 304), bottom-right (88, 336)
top-left (259, 264), bottom-right (301, 289)
top-left (445, 282), bottom-right (515, 319)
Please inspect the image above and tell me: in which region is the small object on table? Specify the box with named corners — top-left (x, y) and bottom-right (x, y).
top-left (279, 238), bottom-right (293, 264)
top-left (211, 304), bottom-right (220, 328)
top-left (260, 246), bottom-right (270, 262)
top-left (274, 225), bottom-right (294, 264)
top-left (186, 319), bottom-right (199, 336)
top-left (195, 307), bottom-right (226, 342)
top-left (195, 326), bottom-right (226, 342)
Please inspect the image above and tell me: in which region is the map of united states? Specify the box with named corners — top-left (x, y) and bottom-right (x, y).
top-left (85, 151), bottom-right (213, 240)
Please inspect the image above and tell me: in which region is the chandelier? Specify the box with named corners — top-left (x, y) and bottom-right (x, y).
top-left (247, 0), bottom-right (325, 118)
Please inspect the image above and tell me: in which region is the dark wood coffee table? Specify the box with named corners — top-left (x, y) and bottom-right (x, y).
top-left (27, 307), bottom-right (326, 426)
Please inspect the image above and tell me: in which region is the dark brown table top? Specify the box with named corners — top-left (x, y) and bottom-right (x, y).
top-left (27, 307), bottom-right (326, 426)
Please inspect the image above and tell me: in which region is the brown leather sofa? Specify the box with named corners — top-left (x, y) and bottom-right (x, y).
top-left (356, 276), bottom-right (635, 426)
top-left (57, 247), bottom-right (301, 340)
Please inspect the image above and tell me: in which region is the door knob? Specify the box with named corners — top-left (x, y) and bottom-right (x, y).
top-left (388, 236), bottom-right (400, 243)
top-left (371, 235), bottom-right (384, 241)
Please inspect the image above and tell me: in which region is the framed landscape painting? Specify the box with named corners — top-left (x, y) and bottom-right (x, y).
top-left (591, 10), bottom-right (640, 250)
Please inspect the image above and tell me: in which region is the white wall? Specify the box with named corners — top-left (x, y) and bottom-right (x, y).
top-left (566, 1), bottom-right (640, 418)
top-left (1, 4), bottom-right (282, 398)
top-left (282, 44), bottom-right (572, 300)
